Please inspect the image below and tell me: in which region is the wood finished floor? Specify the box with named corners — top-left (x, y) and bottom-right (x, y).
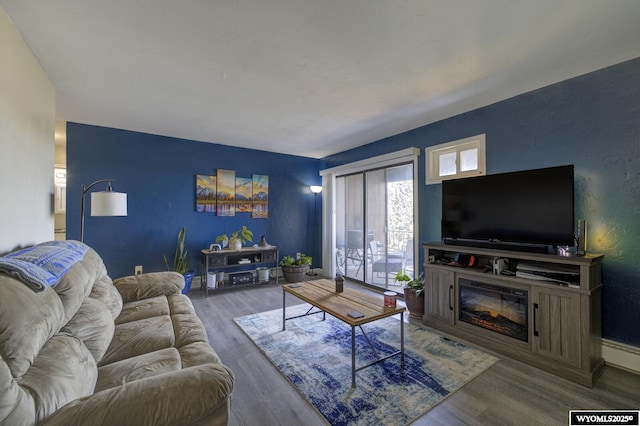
top-left (189, 281), bottom-right (640, 426)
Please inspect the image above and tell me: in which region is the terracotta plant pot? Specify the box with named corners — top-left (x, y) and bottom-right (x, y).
top-left (282, 265), bottom-right (310, 283)
top-left (403, 287), bottom-right (425, 319)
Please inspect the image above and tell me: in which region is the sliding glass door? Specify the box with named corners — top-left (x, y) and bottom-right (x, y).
top-left (336, 163), bottom-right (414, 290)
top-left (335, 174), bottom-right (365, 280)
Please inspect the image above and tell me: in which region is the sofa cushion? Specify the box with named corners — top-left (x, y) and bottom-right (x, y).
top-left (178, 342), bottom-right (222, 367)
top-left (0, 355), bottom-right (36, 426)
top-left (0, 275), bottom-right (65, 377)
top-left (95, 347), bottom-right (182, 392)
top-left (99, 316), bottom-right (175, 366)
top-left (52, 261), bottom-right (93, 323)
top-left (19, 333), bottom-right (97, 424)
top-left (53, 246), bottom-right (110, 324)
top-left (89, 275), bottom-right (123, 321)
top-left (42, 363), bottom-right (234, 426)
top-left (115, 296), bottom-right (170, 325)
top-left (167, 293), bottom-right (197, 315)
top-left (63, 297), bottom-right (114, 363)
top-left (114, 272), bottom-right (184, 303)
top-left (172, 313), bottom-right (209, 348)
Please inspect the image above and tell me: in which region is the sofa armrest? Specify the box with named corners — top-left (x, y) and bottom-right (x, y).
top-left (42, 363), bottom-right (234, 426)
top-left (113, 272), bottom-right (184, 302)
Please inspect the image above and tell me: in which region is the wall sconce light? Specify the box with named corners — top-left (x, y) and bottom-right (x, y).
top-left (80, 179), bottom-right (127, 242)
top-left (308, 185), bottom-right (323, 276)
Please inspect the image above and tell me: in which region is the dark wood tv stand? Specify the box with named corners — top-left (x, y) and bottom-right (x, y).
top-left (423, 242), bottom-right (604, 387)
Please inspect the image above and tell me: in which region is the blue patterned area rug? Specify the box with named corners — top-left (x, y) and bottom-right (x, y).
top-left (234, 304), bottom-right (498, 425)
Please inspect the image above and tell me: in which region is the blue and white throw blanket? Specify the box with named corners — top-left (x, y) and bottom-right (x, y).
top-left (0, 240), bottom-right (89, 292)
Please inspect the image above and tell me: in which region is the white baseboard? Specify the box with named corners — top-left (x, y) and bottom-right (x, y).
top-left (602, 338), bottom-right (640, 374)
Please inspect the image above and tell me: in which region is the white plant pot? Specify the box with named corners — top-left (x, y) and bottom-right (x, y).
top-left (207, 272), bottom-right (217, 289)
top-left (231, 239), bottom-right (242, 251)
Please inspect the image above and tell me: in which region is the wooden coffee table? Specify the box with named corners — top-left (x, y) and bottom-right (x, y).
top-left (282, 279), bottom-right (405, 387)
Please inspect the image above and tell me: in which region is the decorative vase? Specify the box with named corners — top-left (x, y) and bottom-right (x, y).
top-left (231, 239), bottom-right (242, 251)
top-left (403, 288), bottom-right (425, 319)
top-left (258, 234), bottom-right (269, 247)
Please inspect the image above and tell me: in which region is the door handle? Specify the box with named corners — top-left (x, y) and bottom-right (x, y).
top-left (448, 285), bottom-right (454, 311)
top-left (533, 303), bottom-right (539, 337)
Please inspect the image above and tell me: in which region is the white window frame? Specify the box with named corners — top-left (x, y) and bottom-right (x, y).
top-left (425, 134), bottom-right (486, 184)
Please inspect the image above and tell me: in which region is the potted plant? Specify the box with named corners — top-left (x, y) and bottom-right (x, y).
top-left (394, 271), bottom-right (425, 319)
top-left (280, 253), bottom-right (312, 283)
top-left (216, 226), bottom-right (253, 251)
top-left (164, 226), bottom-right (195, 294)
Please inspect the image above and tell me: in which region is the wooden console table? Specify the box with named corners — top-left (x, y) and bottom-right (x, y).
top-left (200, 246), bottom-right (279, 297)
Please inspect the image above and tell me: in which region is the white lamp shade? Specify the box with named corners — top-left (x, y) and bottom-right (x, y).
top-left (310, 185), bottom-right (322, 194)
top-left (91, 191), bottom-right (128, 216)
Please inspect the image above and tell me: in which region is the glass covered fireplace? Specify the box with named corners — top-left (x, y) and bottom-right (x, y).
top-left (458, 278), bottom-right (528, 342)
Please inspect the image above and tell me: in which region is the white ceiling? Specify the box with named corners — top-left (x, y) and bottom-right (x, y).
top-left (3, 1), bottom-right (640, 158)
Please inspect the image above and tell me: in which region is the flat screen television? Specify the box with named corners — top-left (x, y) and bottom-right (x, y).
top-left (441, 165), bottom-right (575, 253)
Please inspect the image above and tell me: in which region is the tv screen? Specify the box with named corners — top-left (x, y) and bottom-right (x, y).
top-left (442, 165), bottom-right (575, 251)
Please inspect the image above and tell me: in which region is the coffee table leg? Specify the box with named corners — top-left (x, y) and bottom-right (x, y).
top-left (351, 325), bottom-right (356, 387)
top-left (282, 289), bottom-right (286, 331)
top-left (400, 311), bottom-right (405, 367)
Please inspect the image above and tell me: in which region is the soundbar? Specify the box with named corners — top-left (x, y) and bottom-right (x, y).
top-left (443, 238), bottom-right (552, 254)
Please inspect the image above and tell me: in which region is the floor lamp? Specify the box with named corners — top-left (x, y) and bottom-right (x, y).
top-left (80, 179), bottom-right (128, 242)
top-left (307, 185), bottom-right (322, 276)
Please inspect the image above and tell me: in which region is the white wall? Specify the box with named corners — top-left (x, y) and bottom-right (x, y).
top-left (0, 7), bottom-right (55, 253)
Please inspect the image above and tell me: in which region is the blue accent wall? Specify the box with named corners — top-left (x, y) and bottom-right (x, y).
top-left (324, 57), bottom-right (640, 347)
top-left (66, 124), bottom-right (322, 279)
